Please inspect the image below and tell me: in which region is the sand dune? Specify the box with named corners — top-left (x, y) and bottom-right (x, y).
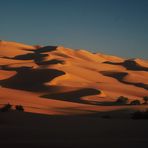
top-left (0, 41), bottom-right (148, 115)
top-left (0, 40), bottom-right (35, 57)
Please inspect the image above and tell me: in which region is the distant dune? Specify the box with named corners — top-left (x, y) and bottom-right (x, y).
top-left (0, 41), bottom-right (148, 115)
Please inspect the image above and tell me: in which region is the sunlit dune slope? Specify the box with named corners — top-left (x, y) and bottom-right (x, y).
top-left (0, 41), bottom-right (148, 115)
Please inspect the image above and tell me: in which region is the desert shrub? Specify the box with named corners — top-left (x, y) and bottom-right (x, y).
top-left (143, 96), bottom-right (148, 104)
top-left (115, 96), bottom-right (129, 105)
top-left (130, 100), bottom-right (141, 105)
top-left (131, 110), bottom-right (148, 119)
top-left (0, 103), bottom-right (12, 112)
top-left (15, 105), bottom-right (24, 112)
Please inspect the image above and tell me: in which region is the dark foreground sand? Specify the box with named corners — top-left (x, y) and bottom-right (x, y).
top-left (0, 111), bottom-right (148, 148)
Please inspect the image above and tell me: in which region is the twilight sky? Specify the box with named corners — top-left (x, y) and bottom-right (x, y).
top-left (0, 0), bottom-right (148, 59)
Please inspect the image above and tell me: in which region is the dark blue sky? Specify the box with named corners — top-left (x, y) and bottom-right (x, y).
top-left (0, 0), bottom-right (148, 59)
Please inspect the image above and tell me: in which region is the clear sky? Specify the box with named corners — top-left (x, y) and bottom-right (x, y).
top-left (0, 0), bottom-right (148, 59)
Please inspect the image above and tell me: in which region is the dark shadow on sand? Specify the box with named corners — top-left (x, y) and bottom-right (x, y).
top-left (0, 66), bottom-right (65, 92)
top-left (104, 59), bottom-right (148, 71)
top-left (42, 88), bottom-right (101, 104)
top-left (100, 71), bottom-right (148, 90)
top-left (2, 46), bottom-right (61, 66)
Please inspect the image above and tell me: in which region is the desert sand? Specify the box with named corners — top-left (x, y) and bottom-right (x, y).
top-left (0, 40), bottom-right (148, 148)
top-left (0, 40), bottom-right (147, 115)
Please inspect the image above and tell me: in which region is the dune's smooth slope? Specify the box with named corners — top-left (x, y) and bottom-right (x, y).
top-left (0, 41), bottom-right (148, 115)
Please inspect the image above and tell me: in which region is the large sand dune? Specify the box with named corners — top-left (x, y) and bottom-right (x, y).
top-left (0, 41), bottom-right (148, 115)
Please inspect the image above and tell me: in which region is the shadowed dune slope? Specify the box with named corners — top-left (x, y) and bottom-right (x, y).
top-left (0, 41), bottom-right (148, 115)
top-left (42, 88), bottom-right (101, 104)
top-left (0, 68), bottom-right (65, 91)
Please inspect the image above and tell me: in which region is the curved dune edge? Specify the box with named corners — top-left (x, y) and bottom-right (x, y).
top-left (0, 87), bottom-right (147, 115)
top-left (100, 71), bottom-right (148, 90)
top-left (0, 41), bottom-right (148, 115)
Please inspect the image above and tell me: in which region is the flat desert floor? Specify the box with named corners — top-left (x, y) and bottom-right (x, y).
top-left (0, 111), bottom-right (148, 148)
